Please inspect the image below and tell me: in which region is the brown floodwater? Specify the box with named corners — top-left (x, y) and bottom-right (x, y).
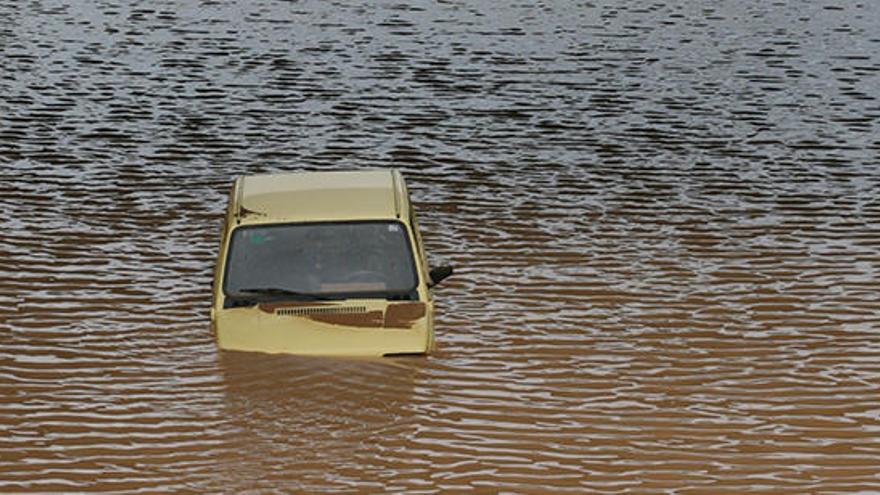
top-left (2, 0), bottom-right (880, 493)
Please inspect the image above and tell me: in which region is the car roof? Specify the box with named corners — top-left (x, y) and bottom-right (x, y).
top-left (232, 169), bottom-right (410, 225)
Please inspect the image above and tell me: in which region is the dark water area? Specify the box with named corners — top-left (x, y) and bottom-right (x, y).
top-left (2, 0), bottom-right (880, 492)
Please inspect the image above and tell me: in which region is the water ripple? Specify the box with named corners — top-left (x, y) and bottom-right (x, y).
top-left (2, 0), bottom-right (880, 492)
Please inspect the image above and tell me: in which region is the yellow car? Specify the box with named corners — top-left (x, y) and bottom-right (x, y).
top-left (210, 169), bottom-right (452, 356)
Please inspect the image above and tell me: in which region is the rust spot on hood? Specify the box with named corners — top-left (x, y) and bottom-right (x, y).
top-left (384, 302), bottom-right (426, 328)
top-left (256, 301), bottom-right (426, 329)
top-left (238, 205), bottom-right (265, 218)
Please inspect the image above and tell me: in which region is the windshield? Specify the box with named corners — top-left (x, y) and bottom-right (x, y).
top-left (223, 221), bottom-right (419, 300)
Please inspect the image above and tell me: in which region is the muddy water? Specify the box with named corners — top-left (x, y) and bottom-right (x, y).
top-left (2, 0), bottom-right (880, 492)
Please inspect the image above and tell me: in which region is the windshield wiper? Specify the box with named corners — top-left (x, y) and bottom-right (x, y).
top-left (230, 287), bottom-right (331, 300)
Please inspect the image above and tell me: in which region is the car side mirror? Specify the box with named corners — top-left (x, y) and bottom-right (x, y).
top-left (428, 265), bottom-right (453, 288)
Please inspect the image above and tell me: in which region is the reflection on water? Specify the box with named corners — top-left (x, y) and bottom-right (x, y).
top-left (2, 0), bottom-right (880, 492)
top-left (213, 354), bottom-right (419, 493)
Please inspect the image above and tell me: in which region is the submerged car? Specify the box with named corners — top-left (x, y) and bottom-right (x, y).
top-left (210, 169), bottom-right (452, 356)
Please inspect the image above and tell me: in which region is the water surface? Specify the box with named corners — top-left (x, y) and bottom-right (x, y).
top-left (2, 0), bottom-right (880, 492)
